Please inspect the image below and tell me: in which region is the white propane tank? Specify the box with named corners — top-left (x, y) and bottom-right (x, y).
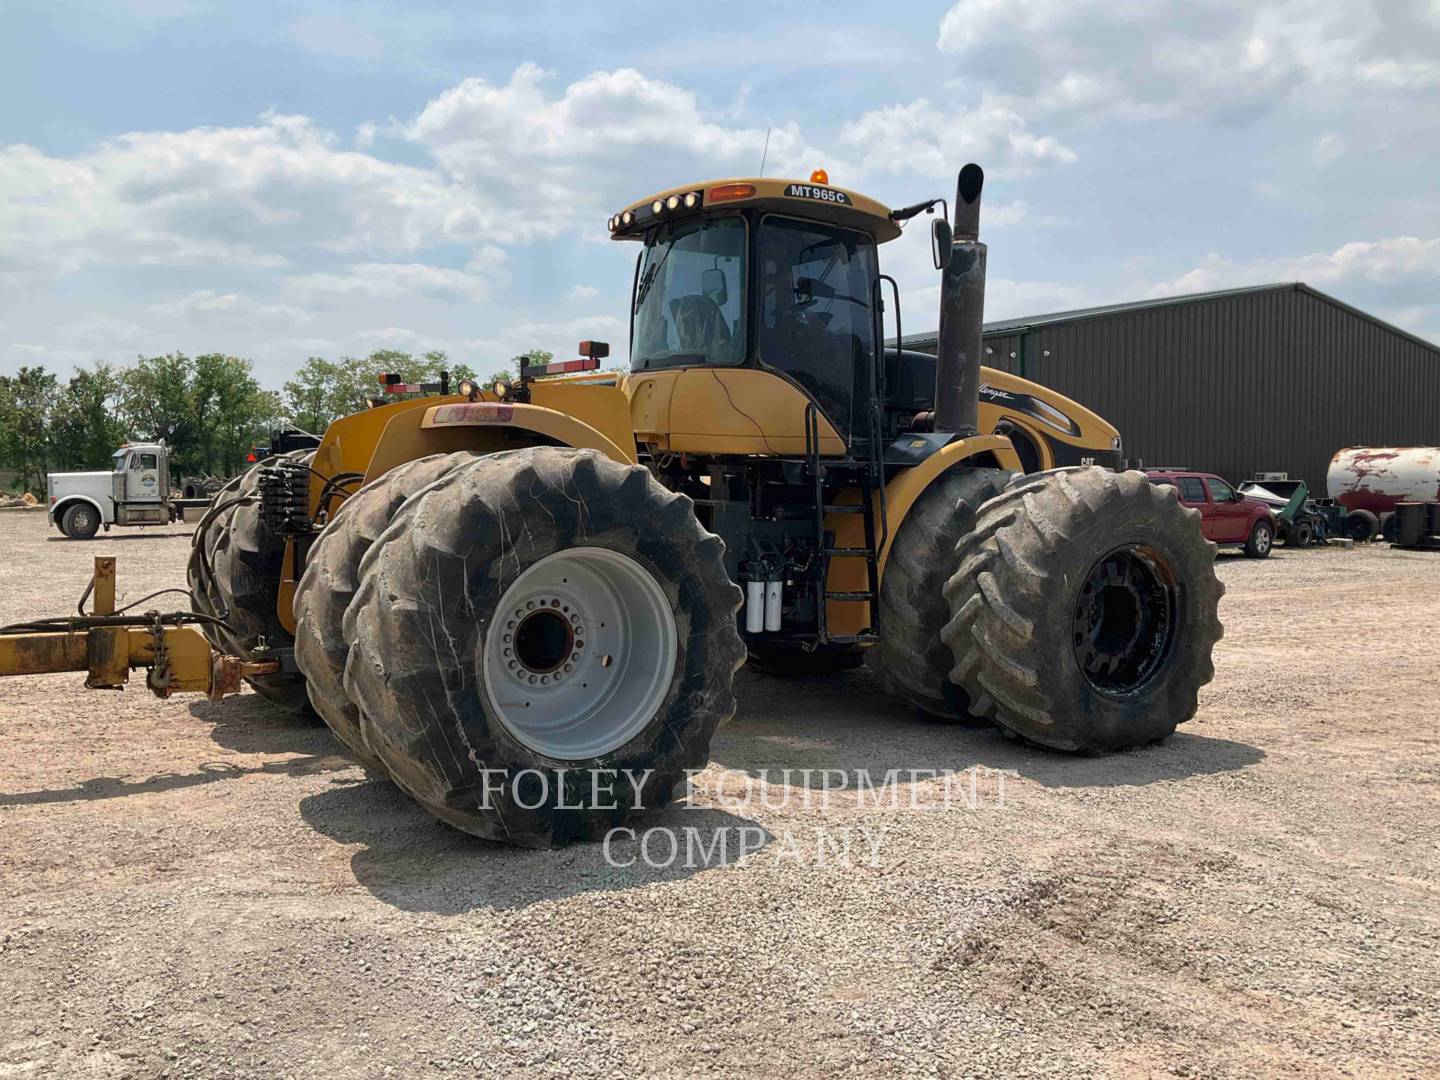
top-left (1327, 447), bottom-right (1440, 514)
top-left (745, 580), bottom-right (765, 634)
top-left (764, 581), bottom-right (783, 632)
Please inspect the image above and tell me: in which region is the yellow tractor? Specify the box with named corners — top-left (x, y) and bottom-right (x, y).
top-left (2, 163), bottom-right (1223, 847)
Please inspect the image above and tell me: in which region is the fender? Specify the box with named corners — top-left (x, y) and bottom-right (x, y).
top-left (50, 494), bottom-right (108, 529)
top-left (278, 397), bottom-right (637, 634)
top-left (823, 433), bottom-right (1022, 640)
top-left (356, 399), bottom-right (634, 483)
top-left (875, 433), bottom-right (1021, 572)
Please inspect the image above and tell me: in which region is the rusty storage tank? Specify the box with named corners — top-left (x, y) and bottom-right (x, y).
top-left (1327, 447), bottom-right (1440, 514)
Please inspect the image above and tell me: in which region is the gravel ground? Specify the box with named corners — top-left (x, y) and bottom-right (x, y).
top-left (1, 510), bottom-right (1437, 1079)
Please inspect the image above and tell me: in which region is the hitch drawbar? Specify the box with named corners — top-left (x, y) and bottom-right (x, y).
top-left (0, 557), bottom-right (278, 699)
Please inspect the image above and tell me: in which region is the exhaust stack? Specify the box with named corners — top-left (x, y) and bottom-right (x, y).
top-left (932, 163), bottom-right (986, 436)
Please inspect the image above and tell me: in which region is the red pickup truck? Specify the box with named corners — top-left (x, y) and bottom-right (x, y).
top-left (1145, 470), bottom-right (1277, 558)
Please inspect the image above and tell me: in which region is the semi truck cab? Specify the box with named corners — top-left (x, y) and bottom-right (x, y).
top-left (48, 441), bottom-right (180, 539)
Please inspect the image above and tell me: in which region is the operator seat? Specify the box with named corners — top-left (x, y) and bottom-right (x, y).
top-left (669, 294), bottom-right (731, 360)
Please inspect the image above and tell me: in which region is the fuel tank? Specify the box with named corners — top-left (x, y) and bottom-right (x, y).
top-left (1327, 447), bottom-right (1440, 514)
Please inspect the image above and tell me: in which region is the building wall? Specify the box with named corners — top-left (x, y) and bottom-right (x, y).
top-left (921, 287), bottom-right (1440, 491)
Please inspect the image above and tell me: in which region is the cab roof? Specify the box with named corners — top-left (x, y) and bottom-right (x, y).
top-left (608, 176), bottom-right (902, 245)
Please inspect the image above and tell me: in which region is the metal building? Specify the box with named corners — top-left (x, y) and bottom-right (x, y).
top-left (899, 282), bottom-right (1440, 491)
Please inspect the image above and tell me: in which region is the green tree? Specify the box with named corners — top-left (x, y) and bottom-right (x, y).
top-left (118, 353), bottom-right (197, 467)
top-left (192, 354), bottom-right (275, 474)
top-left (50, 363), bottom-right (126, 471)
top-left (0, 365), bottom-right (60, 493)
top-left (282, 356), bottom-right (341, 434)
top-left (192, 353), bottom-right (256, 473)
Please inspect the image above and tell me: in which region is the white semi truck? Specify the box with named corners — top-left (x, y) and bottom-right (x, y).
top-left (47, 442), bottom-right (199, 539)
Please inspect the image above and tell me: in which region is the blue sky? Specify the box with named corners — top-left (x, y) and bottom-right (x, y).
top-left (2, 0), bottom-right (1438, 388)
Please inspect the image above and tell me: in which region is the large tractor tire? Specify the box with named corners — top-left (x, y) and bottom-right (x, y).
top-left (868, 465), bottom-right (1009, 717)
top-left (185, 451), bottom-right (314, 713)
top-left (942, 468), bottom-right (1224, 752)
top-left (343, 447), bottom-right (746, 846)
top-left (293, 452), bottom-right (478, 773)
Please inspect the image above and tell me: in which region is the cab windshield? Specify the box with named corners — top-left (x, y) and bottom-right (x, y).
top-left (631, 216), bottom-right (746, 370)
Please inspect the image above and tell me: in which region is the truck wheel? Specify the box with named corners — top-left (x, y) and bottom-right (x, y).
top-left (747, 642), bottom-right (863, 676)
top-left (1345, 509), bottom-right (1379, 543)
top-left (868, 466), bottom-right (1008, 717)
top-left (343, 447), bottom-right (746, 846)
top-left (186, 451), bottom-right (314, 713)
top-left (942, 468), bottom-right (1224, 752)
top-left (1379, 511), bottom-right (1397, 543)
top-left (1243, 519), bottom-right (1274, 559)
top-left (61, 503), bottom-right (100, 540)
top-left (293, 452), bottom-right (478, 773)
top-left (1290, 521), bottom-right (1313, 548)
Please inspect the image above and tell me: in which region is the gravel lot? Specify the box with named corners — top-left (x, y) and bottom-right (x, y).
top-left (1, 509), bottom-right (1437, 1078)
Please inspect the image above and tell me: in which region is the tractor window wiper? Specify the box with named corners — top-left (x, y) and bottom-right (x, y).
top-left (635, 235), bottom-right (680, 314)
top-left (634, 263), bottom-right (659, 314)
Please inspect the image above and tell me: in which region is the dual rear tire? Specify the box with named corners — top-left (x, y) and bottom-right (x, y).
top-left (302, 447), bottom-right (746, 845)
top-left (941, 468), bottom-right (1224, 752)
top-left (186, 452), bottom-right (314, 712)
top-left (863, 465), bottom-right (1225, 753)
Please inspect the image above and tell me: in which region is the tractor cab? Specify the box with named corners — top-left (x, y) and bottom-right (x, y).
top-left (611, 173), bottom-right (900, 447)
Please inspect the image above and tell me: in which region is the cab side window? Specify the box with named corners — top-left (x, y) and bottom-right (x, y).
top-left (1205, 478), bottom-right (1234, 502)
top-left (138, 453), bottom-right (158, 470)
top-left (1178, 477), bottom-right (1208, 503)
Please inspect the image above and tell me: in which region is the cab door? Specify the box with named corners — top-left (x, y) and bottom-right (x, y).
top-left (1175, 476), bottom-right (1217, 540)
top-left (125, 450), bottom-right (162, 502)
top-left (1203, 476), bottom-right (1247, 542)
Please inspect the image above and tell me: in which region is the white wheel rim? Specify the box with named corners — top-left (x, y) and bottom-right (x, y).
top-left (480, 547), bottom-right (677, 760)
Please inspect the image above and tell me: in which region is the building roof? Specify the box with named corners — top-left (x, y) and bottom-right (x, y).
top-left (897, 282), bottom-right (1440, 356)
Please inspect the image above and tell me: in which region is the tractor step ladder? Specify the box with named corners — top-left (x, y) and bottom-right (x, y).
top-left (805, 403), bottom-right (884, 648)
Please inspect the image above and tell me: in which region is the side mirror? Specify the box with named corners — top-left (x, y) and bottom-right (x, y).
top-left (700, 267), bottom-right (728, 307)
top-left (931, 218), bottom-right (953, 270)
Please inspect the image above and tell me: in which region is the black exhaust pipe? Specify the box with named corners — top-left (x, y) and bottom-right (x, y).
top-left (932, 163), bottom-right (985, 436)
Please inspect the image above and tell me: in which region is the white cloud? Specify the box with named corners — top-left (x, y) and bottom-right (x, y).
top-left (837, 97), bottom-right (1076, 179)
top-left (355, 327), bottom-right (429, 348)
top-left (1312, 131), bottom-right (1346, 165)
top-left (284, 261), bottom-right (501, 304)
top-left (0, 112), bottom-right (497, 282)
top-left (147, 290), bottom-right (310, 324)
top-left (398, 64), bottom-right (829, 235)
top-left (458, 315), bottom-right (631, 368)
top-left (567, 284), bottom-right (600, 300)
top-left (1149, 235), bottom-right (1440, 296)
top-left (936, 0), bottom-right (1440, 122)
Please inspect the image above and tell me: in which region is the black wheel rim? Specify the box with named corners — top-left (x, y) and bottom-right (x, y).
top-left (1072, 545), bottom-right (1179, 695)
